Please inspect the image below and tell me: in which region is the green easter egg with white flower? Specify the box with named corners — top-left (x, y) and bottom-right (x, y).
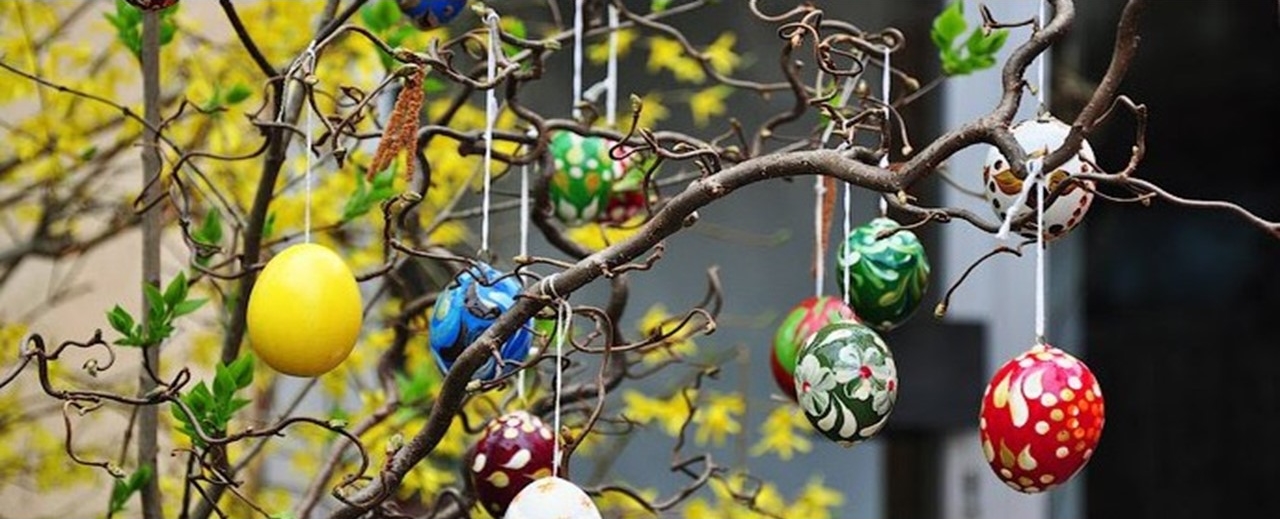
top-left (794, 320), bottom-right (898, 446)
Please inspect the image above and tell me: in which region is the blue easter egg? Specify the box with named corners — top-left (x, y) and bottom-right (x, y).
top-left (429, 262), bottom-right (533, 380)
top-left (398, 0), bottom-right (468, 29)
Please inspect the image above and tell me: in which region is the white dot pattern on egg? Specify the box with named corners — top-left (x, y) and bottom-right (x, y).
top-left (982, 116), bottom-right (1097, 241)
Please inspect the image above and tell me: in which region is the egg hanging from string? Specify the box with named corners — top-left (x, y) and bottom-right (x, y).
top-left (469, 411), bottom-right (557, 518)
top-left (504, 476), bottom-right (603, 519)
top-left (835, 217), bottom-right (931, 332)
top-left (247, 243), bottom-right (363, 377)
top-left (983, 116), bottom-right (1097, 240)
top-left (771, 296), bottom-right (859, 402)
top-left (979, 343), bottom-right (1105, 493)
top-left (397, 0), bottom-right (468, 30)
top-left (429, 261), bottom-right (533, 380)
top-left (793, 320), bottom-right (898, 446)
top-left (548, 130), bottom-right (618, 226)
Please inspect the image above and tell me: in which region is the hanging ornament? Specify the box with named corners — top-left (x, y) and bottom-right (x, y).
top-left (548, 130), bottom-right (618, 225)
top-left (983, 116), bottom-right (1097, 240)
top-left (793, 321), bottom-right (898, 446)
top-left (771, 296), bottom-right (858, 402)
top-left (397, 0), bottom-right (468, 29)
top-left (469, 411), bottom-right (557, 517)
top-left (835, 217), bottom-right (930, 332)
top-left (979, 343), bottom-right (1105, 493)
top-left (125, 0), bottom-right (178, 10)
top-left (247, 243), bottom-right (363, 377)
top-left (504, 476), bottom-right (602, 519)
top-left (429, 262), bottom-right (533, 380)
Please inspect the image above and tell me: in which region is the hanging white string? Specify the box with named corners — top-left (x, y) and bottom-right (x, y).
top-left (879, 44), bottom-right (891, 217)
top-left (516, 130), bottom-right (534, 402)
top-left (303, 78), bottom-right (314, 244)
top-left (606, 4), bottom-right (619, 127)
top-left (1035, 170), bottom-right (1046, 342)
top-left (288, 43), bottom-right (319, 244)
top-left (841, 146), bottom-right (852, 304)
top-left (551, 292), bottom-right (570, 477)
top-left (572, 0), bottom-right (585, 119)
top-left (1036, 0), bottom-right (1048, 113)
top-left (813, 177), bottom-right (825, 298)
top-left (481, 10), bottom-right (502, 255)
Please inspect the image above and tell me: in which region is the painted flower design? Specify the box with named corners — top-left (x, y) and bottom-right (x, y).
top-left (835, 341), bottom-right (897, 414)
top-left (794, 354), bottom-right (836, 418)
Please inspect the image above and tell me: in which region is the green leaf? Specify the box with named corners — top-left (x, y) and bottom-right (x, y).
top-left (143, 282), bottom-right (165, 318)
top-left (931, 1), bottom-right (967, 49)
top-left (224, 83), bottom-right (252, 105)
top-left (213, 365), bottom-right (236, 405)
top-left (227, 397), bottom-right (252, 414)
top-left (423, 77), bottom-right (448, 94)
top-left (81, 145), bottom-right (99, 161)
top-left (651, 0), bottom-right (674, 13)
top-left (187, 381), bottom-right (213, 411)
top-left (263, 212), bottom-right (277, 239)
top-left (361, 0), bottom-right (400, 33)
top-left (342, 165), bottom-right (399, 222)
top-left (976, 29), bottom-right (1009, 56)
top-left (172, 298), bottom-right (206, 317)
top-left (106, 465), bottom-right (150, 517)
top-left (163, 272), bottom-right (188, 308)
top-left (107, 306), bottom-right (135, 336)
top-left (230, 355), bottom-right (255, 389)
top-left (194, 206), bottom-right (223, 246)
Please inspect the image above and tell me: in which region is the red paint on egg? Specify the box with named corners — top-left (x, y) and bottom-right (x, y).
top-left (979, 343), bottom-right (1105, 493)
top-left (467, 411), bottom-right (557, 517)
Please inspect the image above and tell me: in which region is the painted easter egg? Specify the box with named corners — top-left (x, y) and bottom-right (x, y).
top-left (983, 116), bottom-right (1097, 240)
top-left (429, 262), bottom-right (533, 380)
top-left (504, 476), bottom-right (602, 519)
top-left (771, 296), bottom-right (858, 402)
top-left (469, 411), bottom-right (557, 517)
top-left (598, 149), bottom-right (655, 225)
top-left (793, 321), bottom-right (898, 446)
top-left (835, 217), bottom-right (930, 332)
top-left (247, 243), bottom-right (362, 377)
top-left (397, 0), bottom-right (468, 29)
top-left (548, 131), bottom-right (617, 225)
top-left (979, 343), bottom-right (1105, 493)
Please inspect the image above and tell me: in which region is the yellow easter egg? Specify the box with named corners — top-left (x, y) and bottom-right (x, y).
top-left (246, 243), bottom-right (362, 377)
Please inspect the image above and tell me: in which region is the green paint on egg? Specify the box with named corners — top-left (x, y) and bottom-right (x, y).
top-left (794, 320), bottom-right (898, 446)
top-left (835, 217), bottom-right (930, 332)
top-left (548, 130), bottom-right (617, 225)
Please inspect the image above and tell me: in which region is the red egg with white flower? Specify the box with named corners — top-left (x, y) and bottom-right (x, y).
top-left (468, 411), bottom-right (557, 517)
top-left (979, 343), bottom-right (1105, 493)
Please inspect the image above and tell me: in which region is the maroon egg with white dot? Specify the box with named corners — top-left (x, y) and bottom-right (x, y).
top-left (982, 116), bottom-right (1096, 241)
top-left (468, 411), bottom-right (557, 517)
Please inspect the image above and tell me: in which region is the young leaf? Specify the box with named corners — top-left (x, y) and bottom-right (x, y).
top-left (230, 354), bottom-right (255, 389)
top-left (107, 306), bottom-right (135, 336)
top-left (172, 298), bottom-right (207, 317)
top-left (194, 206), bottom-right (223, 246)
top-left (932, 1), bottom-right (968, 49)
top-left (213, 364), bottom-right (236, 405)
top-left (341, 170), bottom-right (372, 222)
top-left (143, 282), bottom-right (165, 319)
top-left (224, 83), bottom-right (252, 106)
top-left (163, 272), bottom-right (188, 308)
